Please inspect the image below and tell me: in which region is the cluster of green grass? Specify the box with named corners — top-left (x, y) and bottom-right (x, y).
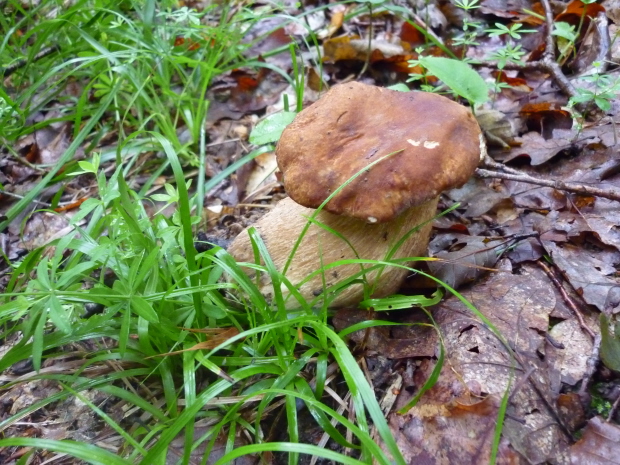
top-left (0, 137), bottom-right (413, 464)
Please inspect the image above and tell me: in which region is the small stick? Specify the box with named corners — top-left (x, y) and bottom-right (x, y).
top-left (607, 387), bottom-right (620, 422)
top-left (2, 45), bottom-right (60, 77)
top-left (540, 0), bottom-right (556, 61)
top-left (578, 334), bottom-right (601, 405)
top-left (537, 260), bottom-right (596, 340)
top-left (0, 189), bottom-right (52, 207)
top-left (475, 168), bottom-right (620, 202)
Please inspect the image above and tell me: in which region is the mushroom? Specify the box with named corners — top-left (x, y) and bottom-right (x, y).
top-left (228, 82), bottom-right (483, 309)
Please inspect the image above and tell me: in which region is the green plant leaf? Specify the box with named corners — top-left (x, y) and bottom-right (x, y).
top-left (600, 313), bottom-right (620, 372)
top-left (418, 56), bottom-right (489, 105)
top-left (0, 438), bottom-right (131, 465)
top-left (131, 296), bottom-right (159, 323)
top-left (47, 294), bottom-right (71, 334)
top-left (594, 96), bottom-right (611, 112)
top-left (360, 290), bottom-right (443, 311)
top-left (387, 83), bottom-right (410, 92)
top-left (249, 111), bottom-right (297, 145)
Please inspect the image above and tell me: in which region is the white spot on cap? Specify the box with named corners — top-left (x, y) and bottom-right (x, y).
top-left (367, 216), bottom-right (378, 223)
top-left (408, 139), bottom-right (440, 149)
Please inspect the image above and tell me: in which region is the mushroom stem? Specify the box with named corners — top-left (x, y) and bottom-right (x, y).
top-left (228, 196), bottom-right (439, 309)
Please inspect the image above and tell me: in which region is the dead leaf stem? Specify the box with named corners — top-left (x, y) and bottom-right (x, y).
top-left (537, 260), bottom-right (596, 340)
top-left (608, 384), bottom-right (620, 422)
top-left (0, 188), bottom-right (52, 208)
top-left (1, 45), bottom-right (60, 78)
top-left (577, 333), bottom-right (602, 406)
top-left (476, 157), bottom-right (620, 202)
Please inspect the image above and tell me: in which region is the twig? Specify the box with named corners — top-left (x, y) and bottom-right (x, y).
top-left (608, 387), bottom-right (620, 422)
top-left (1, 45), bottom-right (60, 78)
top-left (0, 189), bottom-right (52, 208)
top-left (475, 161), bottom-right (620, 203)
top-left (507, 345), bottom-right (575, 440)
top-left (578, 333), bottom-right (601, 405)
top-left (531, 0), bottom-right (576, 99)
top-left (594, 12), bottom-right (611, 74)
top-left (479, 58), bottom-right (578, 99)
top-left (537, 260), bottom-right (596, 340)
top-left (540, 0), bottom-right (556, 61)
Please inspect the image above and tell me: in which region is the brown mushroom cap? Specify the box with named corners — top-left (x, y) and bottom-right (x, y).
top-left (276, 82), bottom-right (483, 223)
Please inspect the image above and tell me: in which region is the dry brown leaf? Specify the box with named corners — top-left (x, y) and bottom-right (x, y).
top-left (479, 0), bottom-right (533, 18)
top-left (242, 151), bottom-right (278, 200)
top-left (21, 212), bottom-right (72, 251)
top-left (207, 67), bottom-right (288, 122)
top-left (427, 234), bottom-right (501, 289)
top-left (548, 318), bottom-right (594, 386)
top-left (543, 241), bottom-right (620, 313)
top-left (332, 308), bottom-right (438, 358)
top-left (520, 102), bottom-right (573, 140)
top-left (151, 327), bottom-right (240, 357)
top-left (570, 416), bottom-right (620, 464)
top-left (506, 131), bottom-right (572, 165)
top-left (326, 9), bottom-right (345, 38)
top-left (323, 35), bottom-right (365, 62)
top-left (167, 424), bottom-right (255, 465)
top-left (391, 263), bottom-right (574, 463)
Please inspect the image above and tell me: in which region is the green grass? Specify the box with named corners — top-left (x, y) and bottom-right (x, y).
top-left (0, 2), bottom-right (514, 464)
top-left (0, 2), bottom-right (412, 463)
top-left (0, 137), bottom-right (414, 462)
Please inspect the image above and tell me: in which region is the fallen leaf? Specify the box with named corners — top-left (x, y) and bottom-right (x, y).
top-left (555, 0), bottom-right (606, 26)
top-left (542, 241), bottom-right (620, 313)
top-left (323, 35), bottom-right (366, 62)
top-left (427, 234), bottom-right (501, 289)
top-left (600, 313), bottom-right (620, 372)
top-left (332, 308), bottom-right (438, 358)
top-left (520, 102), bottom-right (573, 140)
top-left (391, 263), bottom-right (573, 463)
top-left (570, 416), bottom-right (620, 464)
top-left (399, 21), bottom-right (426, 47)
top-left (326, 9), bottom-right (345, 38)
top-left (207, 66), bottom-right (288, 122)
top-left (492, 70), bottom-right (532, 92)
top-left (241, 151), bottom-right (278, 200)
top-left (479, 0), bottom-right (533, 18)
top-left (504, 131), bottom-right (573, 165)
top-left (21, 212), bottom-right (72, 251)
top-left (548, 318), bottom-right (594, 385)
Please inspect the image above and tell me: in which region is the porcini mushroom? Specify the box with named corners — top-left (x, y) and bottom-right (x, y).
top-left (228, 82), bottom-right (483, 309)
